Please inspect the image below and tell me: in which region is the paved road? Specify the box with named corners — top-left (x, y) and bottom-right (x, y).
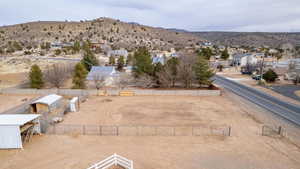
top-left (214, 75), bottom-right (300, 126)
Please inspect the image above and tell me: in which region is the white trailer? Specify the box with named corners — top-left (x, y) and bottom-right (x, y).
top-left (0, 114), bottom-right (41, 149)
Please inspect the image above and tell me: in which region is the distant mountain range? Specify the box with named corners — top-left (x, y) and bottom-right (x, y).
top-left (191, 32), bottom-right (300, 48)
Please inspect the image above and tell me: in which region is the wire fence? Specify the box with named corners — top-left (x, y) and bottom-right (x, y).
top-left (262, 125), bottom-right (283, 137)
top-left (46, 124), bottom-right (231, 137)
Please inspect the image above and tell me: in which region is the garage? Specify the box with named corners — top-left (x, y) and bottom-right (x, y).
top-left (0, 114), bottom-right (41, 149)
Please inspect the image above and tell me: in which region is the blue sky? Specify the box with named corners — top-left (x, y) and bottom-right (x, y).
top-left (0, 0), bottom-right (300, 32)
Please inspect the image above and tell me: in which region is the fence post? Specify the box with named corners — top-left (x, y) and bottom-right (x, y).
top-left (262, 125), bottom-right (265, 136)
top-left (116, 126), bottom-right (119, 136)
top-left (99, 126), bottom-right (102, 136)
top-left (228, 126), bottom-right (231, 136)
top-left (278, 126), bottom-right (282, 135)
top-left (83, 125), bottom-right (86, 135)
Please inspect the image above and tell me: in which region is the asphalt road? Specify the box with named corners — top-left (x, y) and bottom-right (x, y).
top-left (214, 75), bottom-right (300, 126)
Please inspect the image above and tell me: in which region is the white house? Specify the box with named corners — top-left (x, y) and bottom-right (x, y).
top-left (0, 114), bottom-right (41, 149)
top-left (87, 66), bottom-right (117, 86)
top-left (240, 54), bottom-right (258, 66)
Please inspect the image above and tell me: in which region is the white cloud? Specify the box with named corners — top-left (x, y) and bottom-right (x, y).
top-left (0, 0), bottom-right (300, 32)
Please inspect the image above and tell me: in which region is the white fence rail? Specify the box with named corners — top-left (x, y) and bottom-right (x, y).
top-left (87, 154), bottom-right (133, 169)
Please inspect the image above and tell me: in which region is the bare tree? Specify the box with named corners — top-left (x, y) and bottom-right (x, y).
top-left (135, 74), bottom-right (155, 88)
top-left (45, 64), bottom-right (73, 88)
top-left (92, 73), bottom-right (106, 90)
top-left (117, 73), bottom-right (134, 89)
top-left (177, 53), bottom-right (196, 88)
top-left (157, 65), bottom-right (175, 88)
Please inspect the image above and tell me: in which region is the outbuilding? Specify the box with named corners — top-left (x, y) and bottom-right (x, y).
top-left (30, 94), bottom-right (63, 114)
top-left (0, 114), bottom-right (41, 149)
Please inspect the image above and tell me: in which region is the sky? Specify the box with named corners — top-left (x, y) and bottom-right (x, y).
top-left (0, 0), bottom-right (300, 32)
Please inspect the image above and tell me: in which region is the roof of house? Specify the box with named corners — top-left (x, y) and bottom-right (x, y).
top-left (32, 94), bottom-right (62, 106)
top-left (0, 114), bottom-right (40, 126)
top-left (87, 66), bottom-right (116, 80)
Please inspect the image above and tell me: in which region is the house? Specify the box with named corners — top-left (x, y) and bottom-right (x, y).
top-left (30, 94), bottom-right (63, 114)
top-left (152, 56), bottom-right (165, 64)
top-left (86, 66), bottom-right (117, 86)
top-left (240, 54), bottom-right (258, 66)
top-left (107, 49), bottom-right (128, 58)
top-left (0, 114), bottom-right (41, 149)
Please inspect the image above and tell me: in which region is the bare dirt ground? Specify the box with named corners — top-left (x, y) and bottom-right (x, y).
top-left (0, 72), bottom-right (27, 88)
top-left (0, 94), bottom-right (36, 113)
top-left (0, 95), bottom-right (300, 169)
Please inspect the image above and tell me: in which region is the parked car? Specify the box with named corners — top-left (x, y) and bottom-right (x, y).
top-left (252, 74), bottom-right (262, 80)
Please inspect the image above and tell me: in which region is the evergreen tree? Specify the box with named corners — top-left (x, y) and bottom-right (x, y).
top-left (81, 49), bottom-right (99, 71)
top-left (193, 56), bottom-right (215, 86)
top-left (221, 48), bottom-right (230, 60)
top-left (133, 47), bottom-right (154, 77)
top-left (126, 54), bottom-right (133, 65)
top-left (73, 41), bottom-right (81, 53)
top-left (117, 56), bottom-right (125, 71)
top-left (198, 47), bottom-right (213, 60)
top-left (109, 56), bottom-right (115, 65)
top-left (29, 64), bottom-right (44, 89)
top-left (263, 69), bottom-right (278, 82)
top-left (72, 63), bottom-right (88, 89)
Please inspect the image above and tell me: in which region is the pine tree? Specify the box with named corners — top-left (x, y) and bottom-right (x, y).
top-left (72, 63), bottom-right (88, 89)
top-left (81, 48), bottom-right (99, 71)
top-left (109, 56), bottom-right (115, 65)
top-left (193, 56), bottom-right (215, 86)
top-left (221, 48), bottom-right (230, 60)
top-left (198, 47), bottom-right (213, 60)
top-left (117, 56), bottom-right (125, 71)
top-left (29, 64), bottom-right (44, 89)
top-left (133, 47), bottom-right (154, 77)
top-left (73, 41), bottom-right (81, 53)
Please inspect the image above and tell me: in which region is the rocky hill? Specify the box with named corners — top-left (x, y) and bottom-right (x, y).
top-left (192, 32), bottom-right (300, 48)
top-left (0, 18), bottom-right (203, 51)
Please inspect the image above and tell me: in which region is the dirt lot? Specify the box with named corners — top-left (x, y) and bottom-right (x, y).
top-left (0, 95), bottom-right (300, 169)
top-left (0, 94), bottom-right (36, 113)
top-left (0, 72), bottom-right (27, 88)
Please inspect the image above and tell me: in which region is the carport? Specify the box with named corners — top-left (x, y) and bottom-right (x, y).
top-left (0, 114), bottom-right (41, 149)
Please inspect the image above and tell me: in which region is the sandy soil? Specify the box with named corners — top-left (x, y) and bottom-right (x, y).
top-left (0, 94), bottom-right (37, 113)
top-left (0, 95), bottom-right (300, 169)
top-left (0, 72), bottom-right (27, 88)
top-left (63, 96), bottom-right (237, 126)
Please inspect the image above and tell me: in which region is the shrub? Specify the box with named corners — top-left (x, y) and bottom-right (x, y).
top-left (29, 64), bottom-right (44, 89)
top-left (55, 49), bottom-right (62, 55)
top-left (72, 63), bottom-right (88, 89)
top-left (263, 69), bottom-right (278, 82)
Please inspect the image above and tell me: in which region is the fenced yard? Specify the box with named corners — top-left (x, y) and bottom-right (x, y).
top-left (46, 124), bottom-right (231, 137)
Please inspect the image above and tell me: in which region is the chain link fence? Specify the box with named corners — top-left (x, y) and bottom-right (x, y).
top-left (46, 124), bottom-right (231, 137)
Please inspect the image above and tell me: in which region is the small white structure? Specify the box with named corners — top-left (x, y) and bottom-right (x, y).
top-left (0, 114), bottom-right (41, 149)
top-left (70, 97), bottom-right (79, 112)
top-left (87, 153), bottom-right (133, 169)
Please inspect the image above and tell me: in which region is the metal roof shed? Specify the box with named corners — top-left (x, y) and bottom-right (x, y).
top-left (0, 114), bottom-right (41, 149)
top-left (30, 94), bottom-right (63, 114)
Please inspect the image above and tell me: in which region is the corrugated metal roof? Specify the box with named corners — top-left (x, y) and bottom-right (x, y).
top-left (32, 94), bottom-right (62, 106)
top-left (0, 114), bottom-right (40, 126)
top-left (87, 66), bottom-right (116, 80)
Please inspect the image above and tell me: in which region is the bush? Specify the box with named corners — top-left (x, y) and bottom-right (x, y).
top-left (72, 63), bottom-right (88, 89)
top-left (263, 69), bottom-right (278, 82)
top-left (55, 49), bottom-right (62, 55)
top-left (29, 64), bottom-right (44, 89)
